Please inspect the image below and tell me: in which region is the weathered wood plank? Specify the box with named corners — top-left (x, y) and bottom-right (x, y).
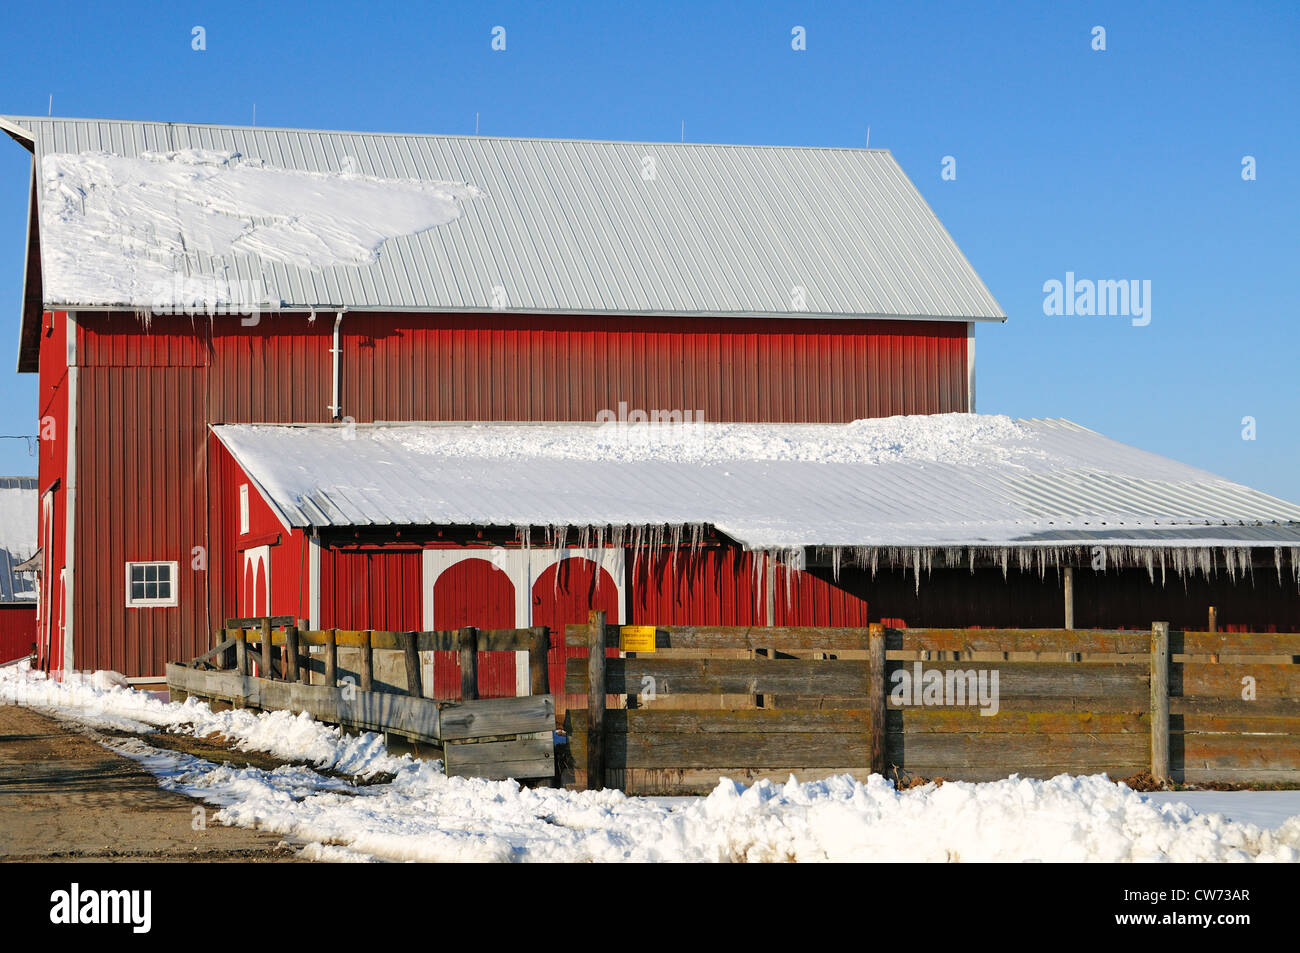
top-left (458, 627), bottom-right (478, 701)
top-left (567, 709), bottom-right (873, 734)
top-left (444, 737), bottom-right (554, 767)
top-left (891, 732), bottom-right (1149, 768)
top-left (889, 710), bottom-right (1150, 734)
top-left (1177, 662), bottom-right (1300, 697)
top-left (570, 730), bottom-right (870, 769)
top-left (869, 623), bottom-right (886, 775)
top-left (1177, 630), bottom-right (1300, 656)
top-left (567, 658), bottom-right (1147, 699)
top-left (895, 628), bottom-right (1149, 655)
top-left (1178, 734), bottom-right (1300, 771)
top-left (587, 610), bottom-right (607, 790)
top-left (564, 624), bottom-right (874, 652)
top-left (576, 766), bottom-right (873, 796)
top-left (438, 695), bottom-right (555, 741)
top-left (1151, 622), bottom-right (1170, 783)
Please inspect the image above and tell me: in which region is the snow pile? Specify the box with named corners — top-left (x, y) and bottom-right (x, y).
top-left (0, 662), bottom-right (406, 776)
top-left (40, 149), bottom-right (479, 308)
top-left (120, 748), bottom-right (1300, 863)
top-left (5, 665), bottom-right (1300, 863)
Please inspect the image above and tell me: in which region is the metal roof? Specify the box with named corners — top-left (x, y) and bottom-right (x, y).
top-left (211, 417), bottom-right (1300, 558)
top-left (0, 478), bottom-right (37, 603)
top-left (3, 114), bottom-right (1006, 324)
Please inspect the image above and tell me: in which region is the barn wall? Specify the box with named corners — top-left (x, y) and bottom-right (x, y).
top-left (35, 311), bottom-right (69, 672)
top-left (318, 548), bottom-right (423, 632)
top-left (69, 310), bottom-right (966, 676)
top-left (341, 313), bottom-right (969, 423)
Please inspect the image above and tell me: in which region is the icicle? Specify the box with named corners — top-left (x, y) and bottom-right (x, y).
top-left (831, 546), bottom-right (842, 582)
top-left (1276, 547), bottom-right (1284, 586)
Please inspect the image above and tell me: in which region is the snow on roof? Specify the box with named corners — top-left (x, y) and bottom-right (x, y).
top-left (0, 478), bottom-right (38, 603)
top-left (38, 149), bottom-right (478, 310)
top-left (6, 115), bottom-right (1006, 323)
top-left (211, 415), bottom-right (1300, 563)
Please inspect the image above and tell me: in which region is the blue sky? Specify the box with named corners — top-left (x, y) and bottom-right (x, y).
top-left (0, 1), bottom-right (1296, 498)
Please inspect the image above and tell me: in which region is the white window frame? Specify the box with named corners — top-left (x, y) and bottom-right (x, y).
top-left (125, 561), bottom-right (180, 608)
top-left (239, 484), bottom-right (250, 535)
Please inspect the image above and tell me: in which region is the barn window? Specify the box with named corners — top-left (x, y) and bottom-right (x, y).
top-left (239, 484), bottom-right (250, 534)
top-left (125, 561), bottom-right (179, 608)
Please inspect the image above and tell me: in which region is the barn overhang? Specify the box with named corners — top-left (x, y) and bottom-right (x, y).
top-left (211, 416), bottom-right (1300, 586)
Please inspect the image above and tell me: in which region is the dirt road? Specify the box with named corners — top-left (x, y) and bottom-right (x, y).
top-left (0, 704), bottom-right (298, 861)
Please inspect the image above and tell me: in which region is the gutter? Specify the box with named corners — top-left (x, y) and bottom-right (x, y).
top-left (327, 309), bottom-right (346, 420)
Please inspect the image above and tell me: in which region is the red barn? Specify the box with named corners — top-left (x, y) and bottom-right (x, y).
top-left (4, 115), bottom-right (1298, 683)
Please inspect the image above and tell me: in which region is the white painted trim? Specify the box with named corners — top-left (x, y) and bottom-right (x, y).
top-left (62, 312), bottom-right (76, 673)
top-left (308, 534), bottom-right (321, 629)
top-left (966, 321), bottom-right (976, 413)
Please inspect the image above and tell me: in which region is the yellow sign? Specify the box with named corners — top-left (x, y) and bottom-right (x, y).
top-left (619, 626), bottom-right (658, 653)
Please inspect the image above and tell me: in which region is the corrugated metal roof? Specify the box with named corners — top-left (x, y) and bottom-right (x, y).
top-left (210, 416), bottom-right (1300, 552)
top-left (0, 479), bottom-right (37, 603)
top-left (3, 115), bottom-right (1006, 322)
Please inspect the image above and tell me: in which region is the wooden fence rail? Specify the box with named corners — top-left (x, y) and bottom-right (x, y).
top-left (166, 618), bottom-right (556, 781)
top-left (562, 617), bottom-right (1300, 794)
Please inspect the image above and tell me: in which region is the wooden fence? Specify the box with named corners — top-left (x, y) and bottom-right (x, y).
top-left (166, 618), bottom-right (555, 781)
top-left (563, 613), bottom-right (1300, 795)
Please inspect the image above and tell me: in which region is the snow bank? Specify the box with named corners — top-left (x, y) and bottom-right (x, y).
top-left (5, 665), bottom-right (1300, 863)
top-left (40, 149), bottom-right (479, 308)
top-left (0, 662), bottom-right (406, 776)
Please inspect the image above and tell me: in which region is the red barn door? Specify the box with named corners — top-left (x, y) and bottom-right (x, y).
top-left (531, 556), bottom-right (620, 718)
top-left (431, 557), bottom-right (517, 698)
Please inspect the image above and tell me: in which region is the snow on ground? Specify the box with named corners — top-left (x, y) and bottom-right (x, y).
top-left (40, 149), bottom-right (479, 308)
top-left (4, 664), bottom-right (1300, 863)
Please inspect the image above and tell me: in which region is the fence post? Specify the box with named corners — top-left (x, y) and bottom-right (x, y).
top-left (459, 627), bottom-right (478, 701)
top-left (869, 623), bottom-right (887, 777)
top-left (587, 609), bottom-right (607, 791)
top-left (1150, 622), bottom-right (1170, 785)
top-left (1063, 566), bottom-right (1075, 630)
top-left (403, 631), bottom-right (423, 698)
top-left (359, 631), bottom-right (374, 692)
top-left (236, 629), bottom-right (249, 677)
top-left (260, 618), bottom-right (273, 680)
top-left (529, 626), bottom-right (551, 697)
top-left (324, 628), bottom-right (338, 688)
top-left (1207, 606), bottom-right (1217, 633)
top-left (286, 624), bottom-right (301, 684)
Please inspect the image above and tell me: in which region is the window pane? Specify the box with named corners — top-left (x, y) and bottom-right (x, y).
top-left (131, 582), bottom-right (145, 600)
top-left (145, 565), bottom-right (158, 582)
top-left (159, 565), bottom-right (172, 583)
top-left (145, 582), bottom-right (158, 599)
top-left (131, 565), bottom-right (145, 582)
top-left (158, 581), bottom-right (171, 599)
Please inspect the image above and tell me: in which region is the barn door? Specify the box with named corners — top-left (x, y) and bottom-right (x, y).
top-left (530, 553), bottom-right (623, 719)
top-left (429, 556), bottom-right (518, 699)
top-left (242, 545), bottom-right (270, 618)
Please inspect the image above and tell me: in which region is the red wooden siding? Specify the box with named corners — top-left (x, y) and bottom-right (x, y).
top-left (343, 313), bottom-right (969, 423)
top-left (319, 549), bottom-right (422, 631)
top-left (0, 605), bottom-right (37, 664)
top-left (430, 558), bottom-right (516, 699)
top-left (628, 549), bottom-right (870, 626)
